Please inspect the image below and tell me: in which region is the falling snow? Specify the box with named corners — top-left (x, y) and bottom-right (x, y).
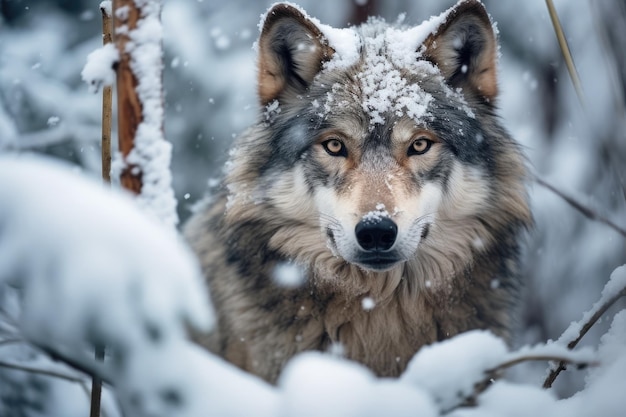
top-left (272, 262), bottom-right (306, 288)
top-left (362, 297), bottom-right (376, 310)
top-left (1, 0), bottom-right (625, 416)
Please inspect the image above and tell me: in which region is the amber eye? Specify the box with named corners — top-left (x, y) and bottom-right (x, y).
top-left (322, 138), bottom-right (347, 157)
top-left (408, 137), bottom-right (433, 156)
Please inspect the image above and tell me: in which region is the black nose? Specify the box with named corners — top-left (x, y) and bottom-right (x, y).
top-left (355, 217), bottom-right (398, 251)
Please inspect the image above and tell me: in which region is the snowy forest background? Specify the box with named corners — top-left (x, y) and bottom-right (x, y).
top-left (0, 0), bottom-right (625, 416)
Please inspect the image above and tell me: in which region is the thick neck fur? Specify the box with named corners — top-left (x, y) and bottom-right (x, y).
top-left (212, 189), bottom-right (522, 381)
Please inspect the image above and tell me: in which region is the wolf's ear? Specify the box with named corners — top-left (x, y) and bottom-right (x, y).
top-left (423, 0), bottom-right (498, 101)
top-left (257, 4), bottom-right (333, 105)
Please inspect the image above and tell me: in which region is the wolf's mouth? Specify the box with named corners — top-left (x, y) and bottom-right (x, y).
top-left (355, 253), bottom-right (404, 272)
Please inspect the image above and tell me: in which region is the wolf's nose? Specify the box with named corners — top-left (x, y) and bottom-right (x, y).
top-left (355, 217), bottom-right (398, 252)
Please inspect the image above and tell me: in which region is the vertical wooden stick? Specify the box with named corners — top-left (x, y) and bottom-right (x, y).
top-left (114, 0), bottom-right (143, 194)
top-left (102, 5), bottom-right (113, 184)
top-left (91, 7), bottom-right (113, 417)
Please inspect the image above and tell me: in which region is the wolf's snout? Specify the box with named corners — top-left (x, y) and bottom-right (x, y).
top-left (355, 217), bottom-right (398, 251)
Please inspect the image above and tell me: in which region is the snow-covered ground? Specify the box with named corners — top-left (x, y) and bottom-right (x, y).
top-left (0, 0), bottom-right (625, 415)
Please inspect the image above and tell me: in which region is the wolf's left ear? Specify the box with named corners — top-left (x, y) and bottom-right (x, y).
top-left (423, 0), bottom-right (498, 101)
top-left (257, 4), bottom-right (333, 105)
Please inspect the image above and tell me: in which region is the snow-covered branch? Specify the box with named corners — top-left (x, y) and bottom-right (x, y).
top-left (0, 154), bottom-right (213, 416)
top-left (543, 265), bottom-right (626, 388)
top-left (112, 0), bottom-right (178, 228)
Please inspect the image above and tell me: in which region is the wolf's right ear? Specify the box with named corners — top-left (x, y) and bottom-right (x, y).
top-left (257, 4), bottom-right (333, 105)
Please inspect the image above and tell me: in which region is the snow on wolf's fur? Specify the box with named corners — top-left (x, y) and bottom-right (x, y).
top-left (264, 2), bottom-right (474, 128)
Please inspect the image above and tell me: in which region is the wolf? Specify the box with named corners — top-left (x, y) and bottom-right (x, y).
top-left (184, 0), bottom-right (532, 384)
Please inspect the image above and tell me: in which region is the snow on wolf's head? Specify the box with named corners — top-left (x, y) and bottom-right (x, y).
top-left (227, 1), bottom-right (529, 277)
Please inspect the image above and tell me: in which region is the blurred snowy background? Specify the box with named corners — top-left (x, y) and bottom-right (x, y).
top-left (0, 0), bottom-right (625, 415)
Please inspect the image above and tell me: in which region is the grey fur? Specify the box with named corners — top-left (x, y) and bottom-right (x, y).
top-left (184, 0), bottom-right (532, 384)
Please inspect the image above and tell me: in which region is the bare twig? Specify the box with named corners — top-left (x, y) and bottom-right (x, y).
top-left (0, 359), bottom-right (86, 384)
top-left (545, 0), bottom-right (585, 106)
top-left (454, 353), bottom-right (598, 412)
top-left (536, 177), bottom-right (626, 239)
top-left (0, 356), bottom-right (108, 417)
top-left (90, 345), bottom-right (106, 417)
top-left (543, 286), bottom-right (626, 388)
top-left (82, 381), bottom-right (110, 417)
top-left (0, 125), bottom-right (100, 150)
top-left (36, 344), bottom-right (112, 386)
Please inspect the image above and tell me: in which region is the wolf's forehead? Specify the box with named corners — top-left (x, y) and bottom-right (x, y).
top-left (318, 23), bottom-right (442, 130)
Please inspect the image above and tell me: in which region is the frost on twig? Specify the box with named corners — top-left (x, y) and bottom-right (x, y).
top-left (543, 265), bottom-right (626, 388)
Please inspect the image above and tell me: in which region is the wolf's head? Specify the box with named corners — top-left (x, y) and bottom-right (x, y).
top-left (225, 1), bottom-right (530, 279)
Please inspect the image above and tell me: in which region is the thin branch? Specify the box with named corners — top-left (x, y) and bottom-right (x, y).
top-left (0, 356), bottom-right (109, 417)
top-left (450, 353), bottom-right (598, 413)
top-left (90, 345), bottom-right (106, 417)
top-left (36, 344), bottom-right (113, 386)
top-left (536, 177), bottom-right (626, 239)
top-left (0, 359), bottom-right (87, 384)
top-left (1, 125), bottom-right (101, 150)
top-left (489, 354), bottom-right (597, 376)
top-left (543, 286), bottom-right (626, 388)
top-left (545, 0), bottom-right (585, 106)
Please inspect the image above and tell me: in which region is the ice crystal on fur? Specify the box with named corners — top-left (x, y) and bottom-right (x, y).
top-left (362, 205), bottom-right (390, 223)
top-left (264, 99), bottom-right (281, 123)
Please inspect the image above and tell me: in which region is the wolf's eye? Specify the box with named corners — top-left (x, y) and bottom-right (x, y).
top-left (322, 138), bottom-right (347, 157)
top-left (408, 137), bottom-right (433, 156)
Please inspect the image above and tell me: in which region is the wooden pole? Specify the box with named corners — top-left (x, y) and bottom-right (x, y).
top-left (90, 8), bottom-right (113, 417)
top-left (101, 5), bottom-right (113, 184)
top-left (114, 0), bottom-right (143, 194)
top-left (90, 7), bottom-right (114, 417)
